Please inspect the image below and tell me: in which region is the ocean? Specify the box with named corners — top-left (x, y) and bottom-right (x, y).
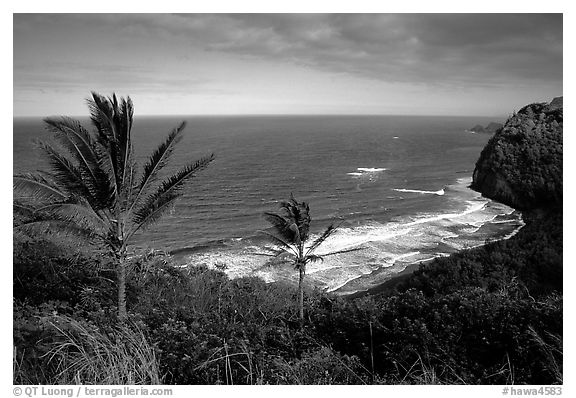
top-left (13, 115), bottom-right (523, 295)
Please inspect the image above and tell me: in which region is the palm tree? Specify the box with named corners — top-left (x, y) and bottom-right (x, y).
top-left (261, 194), bottom-right (357, 326)
top-left (13, 92), bottom-right (215, 321)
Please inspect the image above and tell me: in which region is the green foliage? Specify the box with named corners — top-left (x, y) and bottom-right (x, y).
top-left (13, 239), bottom-right (115, 307)
top-left (14, 300), bottom-right (70, 384)
top-left (132, 264), bottom-right (373, 384)
top-left (14, 212), bottom-right (562, 385)
top-left (472, 100), bottom-right (562, 210)
top-left (397, 211), bottom-right (562, 298)
top-left (267, 346), bottom-right (371, 384)
top-left (130, 263), bottom-right (310, 384)
top-left (305, 211), bottom-right (562, 384)
top-left (310, 287), bottom-right (562, 384)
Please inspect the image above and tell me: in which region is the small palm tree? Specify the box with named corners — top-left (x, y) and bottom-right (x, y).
top-left (13, 92), bottom-right (215, 321)
top-left (261, 194), bottom-right (357, 326)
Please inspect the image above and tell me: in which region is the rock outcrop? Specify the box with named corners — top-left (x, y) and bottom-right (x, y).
top-left (469, 122), bottom-right (503, 134)
top-left (471, 97), bottom-right (563, 210)
top-left (470, 124), bottom-right (486, 133)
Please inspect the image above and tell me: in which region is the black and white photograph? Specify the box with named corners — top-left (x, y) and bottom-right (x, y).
top-left (12, 9), bottom-right (564, 391)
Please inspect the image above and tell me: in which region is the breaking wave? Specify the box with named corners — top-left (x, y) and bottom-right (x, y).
top-left (348, 167), bottom-right (388, 177)
top-left (357, 167), bottom-right (387, 172)
top-left (180, 178), bottom-right (523, 296)
top-left (393, 188), bottom-right (445, 196)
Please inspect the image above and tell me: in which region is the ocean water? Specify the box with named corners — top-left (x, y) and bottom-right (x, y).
top-left (13, 115), bottom-right (522, 295)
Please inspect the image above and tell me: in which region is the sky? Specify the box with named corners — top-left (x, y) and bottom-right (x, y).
top-left (13, 13), bottom-right (563, 117)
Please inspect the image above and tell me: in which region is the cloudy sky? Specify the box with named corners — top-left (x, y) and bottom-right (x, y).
top-left (13, 13), bottom-right (562, 117)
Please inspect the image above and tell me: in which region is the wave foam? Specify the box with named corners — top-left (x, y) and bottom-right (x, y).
top-left (182, 179), bottom-right (523, 294)
top-left (357, 167), bottom-right (387, 172)
top-left (394, 188), bottom-right (445, 196)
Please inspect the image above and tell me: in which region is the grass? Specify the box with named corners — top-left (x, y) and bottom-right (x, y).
top-left (528, 326), bottom-right (563, 384)
top-left (43, 316), bottom-right (161, 384)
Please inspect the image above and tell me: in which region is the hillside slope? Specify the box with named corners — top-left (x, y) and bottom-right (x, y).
top-left (471, 97), bottom-right (562, 210)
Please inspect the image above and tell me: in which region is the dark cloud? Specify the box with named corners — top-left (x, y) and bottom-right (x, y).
top-left (15, 13), bottom-right (561, 89)
top-left (13, 13), bottom-right (562, 117)
top-left (200, 13), bottom-right (562, 87)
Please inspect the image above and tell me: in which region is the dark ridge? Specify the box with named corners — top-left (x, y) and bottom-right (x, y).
top-left (471, 97), bottom-right (562, 210)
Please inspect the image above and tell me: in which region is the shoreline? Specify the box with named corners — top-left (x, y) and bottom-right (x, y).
top-left (339, 259), bottom-right (431, 300)
top-left (339, 212), bottom-right (526, 300)
top-left (173, 209), bottom-right (526, 297)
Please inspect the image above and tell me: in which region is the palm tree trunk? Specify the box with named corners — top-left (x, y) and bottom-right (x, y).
top-left (298, 263), bottom-right (305, 327)
top-left (115, 202), bottom-right (127, 322)
top-left (117, 249), bottom-right (127, 322)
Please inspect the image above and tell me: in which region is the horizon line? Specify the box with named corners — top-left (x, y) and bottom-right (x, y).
top-left (13, 112), bottom-right (510, 119)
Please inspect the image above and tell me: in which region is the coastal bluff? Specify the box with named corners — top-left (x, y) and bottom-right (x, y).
top-left (471, 97), bottom-right (563, 210)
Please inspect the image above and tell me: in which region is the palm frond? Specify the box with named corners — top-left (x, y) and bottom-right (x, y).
top-left (316, 246), bottom-right (365, 257)
top-left (44, 116), bottom-right (98, 171)
top-left (142, 123), bottom-right (185, 184)
top-left (279, 197), bottom-right (299, 221)
top-left (263, 212), bottom-right (290, 229)
top-left (14, 218), bottom-right (101, 243)
top-left (93, 144), bottom-right (117, 205)
top-left (278, 195), bottom-right (310, 241)
top-left (115, 96), bottom-right (134, 192)
top-left (253, 247), bottom-right (290, 258)
top-left (34, 201), bottom-right (110, 235)
top-left (87, 92), bottom-right (123, 196)
top-left (13, 199), bottom-right (37, 223)
top-left (129, 192), bottom-right (179, 238)
top-left (44, 116), bottom-right (115, 208)
top-left (121, 157), bottom-right (138, 210)
top-left (88, 92), bottom-right (116, 144)
top-left (13, 173), bottom-right (67, 203)
top-left (117, 97), bottom-right (134, 152)
top-left (283, 193), bottom-right (304, 216)
top-left (35, 140), bottom-right (94, 200)
top-left (305, 224), bottom-right (338, 256)
top-left (259, 230), bottom-right (299, 257)
top-left (14, 168), bottom-right (111, 243)
top-left (128, 154), bottom-right (214, 236)
top-left (13, 199), bottom-right (35, 214)
top-left (305, 254), bottom-right (325, 263)
top-left (263, 212), bottom-right (298, 243)
top-left (128, 122), bottom-right (186, 214)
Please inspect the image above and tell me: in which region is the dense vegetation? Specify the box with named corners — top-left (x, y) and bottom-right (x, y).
top-left (13, 208), bottom-right (562, 384)
top-left (471, 98), bottom-right (563, 210)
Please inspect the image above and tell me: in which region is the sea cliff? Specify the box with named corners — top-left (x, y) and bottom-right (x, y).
top-left (471, 97), bottom-right (563, 210)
